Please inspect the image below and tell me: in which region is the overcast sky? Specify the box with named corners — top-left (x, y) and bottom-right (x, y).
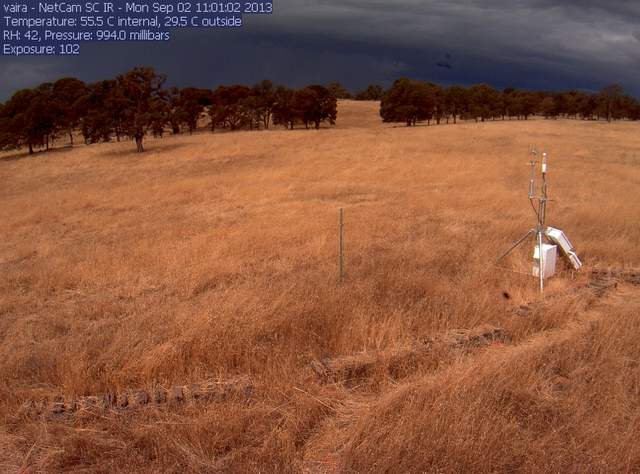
top-left (1, 0), bottom-right (640, 100)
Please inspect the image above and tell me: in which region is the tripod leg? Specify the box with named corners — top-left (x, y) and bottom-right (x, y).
top-left (496, 229), bottom-right (535, 263)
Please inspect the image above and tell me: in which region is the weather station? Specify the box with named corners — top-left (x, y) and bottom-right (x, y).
top-left (497, 146), bottom-right (582, 294)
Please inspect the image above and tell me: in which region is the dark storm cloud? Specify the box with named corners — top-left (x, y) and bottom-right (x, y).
top-left (1, 0), bottom-right (639, 100)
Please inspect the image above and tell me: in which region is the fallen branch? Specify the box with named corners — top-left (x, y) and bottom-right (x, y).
top-left (310, 325), bottom-right (508, 384)
top-left (20, 376), bottom-right (253, 419)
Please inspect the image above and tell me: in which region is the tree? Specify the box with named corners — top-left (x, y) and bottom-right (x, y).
top-left (166, 87), bottom-right (183, 134)
top-left (0, 85), bottom-right (57, 154)
top-left (272, 86), bottom-right (297, 130)
top-left (445, 85), bottom-right (469, 124)
top-left (293, 85), bottom-right (338, 129)
top-left (0, 102), bottom-right (12, 151)
top-left (512, 90), bottom-right (539, 120)
top-left (77, 79), bottom-right (121, 144)
top-left (210, 85), bottom-right (251, 131)
top-left (380, 78), bottom-right (436, 126)
top-left (563, 90), bottom-right (586, 119)
top-left (501, 88), bottom-right (517, 120)
top-left (355, 84), bottom-right (385, 101)
top-left (51, 77), bottom-right (86, 146)
top-left (327, 81), bottom-right (352, 99)
top-left (578, 93), bottom-right (598, 120)
top-left (552, 92), bottom-right (567, 118)
top-left (116, 67), bottom-right (167, 152)
top-left (251, 80), bottom-right (277, 129)
top-left (469, 84), bottom-right (501, 122)
top-left (540, 96), bottom-right (557, 119)
top-left (239, 93), bottom-right (263, 130)
top-left (431, 84), bottom-right (445, 124)
top-left (174, 87), bottom-right (210, 134)
top-left (618, 95), bottom-right (640, 121)
top-left (598, 84), bottom-right (625, 122)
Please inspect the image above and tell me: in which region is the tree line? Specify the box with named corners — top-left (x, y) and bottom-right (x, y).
top-left (0, 67), bottom-right (338, 154)
top-left (1, 70), bottom-right (638, 154)
top-left (379, 79), bottom-right (640, 126)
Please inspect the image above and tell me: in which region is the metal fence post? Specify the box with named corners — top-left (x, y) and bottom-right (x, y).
top-left (339, 208), bottom-right (344, 283)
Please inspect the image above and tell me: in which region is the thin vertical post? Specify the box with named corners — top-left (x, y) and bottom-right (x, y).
top-left (538, 227), bottom-right (544, 294)
top-left (538, 153), bottom-right (548, 295)
top-left (339, 208), bottom-right (344, 283)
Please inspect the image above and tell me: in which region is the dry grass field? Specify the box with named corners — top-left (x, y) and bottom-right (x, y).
top-left (1, 100), bottom-right (639, 473)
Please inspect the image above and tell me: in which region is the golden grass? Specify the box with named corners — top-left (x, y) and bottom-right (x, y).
top-left (0, 101), bottom-right (639, 472)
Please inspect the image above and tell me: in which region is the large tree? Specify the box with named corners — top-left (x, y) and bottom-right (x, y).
top-left (293, 85), bottom-right (338, 129)
top-left (445, 85), bottom-right (469, 124)
top-left (272, 86), bottom-right (297, 130)
top-left (173, 87), bottom-right (211, 134)
top-left (469, 84), bottom-right (501, 122)
top-left (0, 85), bottom-right (57, 154)
top-left (210, 85), bottom-right (251, 131)
top-left (540, 96), bottom-right (557, 119)
top-left (51, 77), bottom-right (86, 146)
top-left (116, 67), bottom-right (167, 152)
top-left (251, 80), bottom-right (277, 129)
top-left (380, 78), bottom-right (436, 126)
top-left (77, 79), bottom-right (122, 144)
top-left (511, 90), bottom-right (539, 120)
top-left (0, 102), bottom-right (10, 150)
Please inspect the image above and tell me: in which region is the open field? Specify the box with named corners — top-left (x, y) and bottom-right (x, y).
top-left (1, 101), bottom-right (640, 472)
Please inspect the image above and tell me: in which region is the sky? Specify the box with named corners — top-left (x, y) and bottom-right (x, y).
top-left (1, 0), bottom-right (640, 100)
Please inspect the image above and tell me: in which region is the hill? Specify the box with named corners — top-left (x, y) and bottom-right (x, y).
top-left (1, 101), bottom-right (639, 472)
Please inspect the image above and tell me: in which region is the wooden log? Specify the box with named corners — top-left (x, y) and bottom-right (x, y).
top-left (20, 377), bottom-right (254, 419)
top-left (311, 325), bottom-right (508, 383)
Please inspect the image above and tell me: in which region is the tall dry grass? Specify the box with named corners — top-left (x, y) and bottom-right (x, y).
top-left (0, 101), bottom-right (639, 472)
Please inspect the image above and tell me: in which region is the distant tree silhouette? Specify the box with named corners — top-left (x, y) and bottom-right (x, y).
top-left (431, 84), bottom-right (445, 125)
top-left (0, 102), bottom-right (8, 150)
top-left (445, 85), bottom-right (469, 124)
top-left (173, 88), bottom-right (210, 134)
top-left (77, 79), bottom-right (121, 144)
top-left (272, 86), bottom-right (297, 130)
top-left (540, 96), bottom-right (557, 119)
top-left (562, 90), bottom-right (584, 119)
top-left (293, 85), bottom-right (337, 129)
top-left (252, 80), bottom-right (277, 129)
top-left (470, 84), bottom-right (501, 122)
top-left (598, 84), bottom-right (625, 123)
top-left (0, 85), bottom-right (57, 154)
top-left (380, 78), bottom-right (437, 126)
top-left (52, 78), bottom-right (86, 146)
top-left (579, 93), bottom-right (599, 120)
top-left (618, 94), bottom-right (640, 120)
top-left (5, 70), bottom-right (640, 157)
top-left (355, 84), bottom-right (385, 101)
top-left (167, 88), bottom-right (183, 134)
top-left (211, 85), bottom-right (251, 131)
top-left (116, 67), bottom-right (167, 152)
top-left (501, 88), bottom-right (516, 120)
top-left (327, 81), bottom-right (352, 99)
top-left (512, 90), bottom-right (539, 120)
